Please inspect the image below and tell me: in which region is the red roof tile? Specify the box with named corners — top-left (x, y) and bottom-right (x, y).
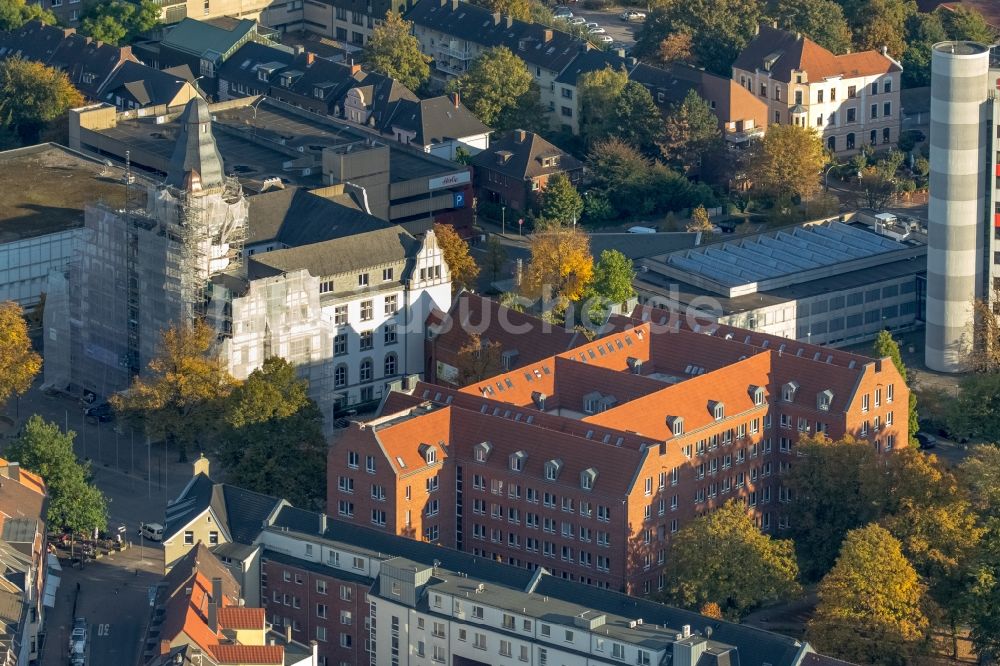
top-left (217, 607), bottom-right (264, 630)
top-left (209, 644), bottom-right (284, 664)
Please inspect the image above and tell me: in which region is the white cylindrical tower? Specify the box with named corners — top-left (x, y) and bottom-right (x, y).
top-left (925, 41), bottom-right (991, 372)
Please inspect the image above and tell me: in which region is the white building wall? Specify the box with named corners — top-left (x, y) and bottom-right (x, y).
top-left (0, 229), bottom-right (80, 307)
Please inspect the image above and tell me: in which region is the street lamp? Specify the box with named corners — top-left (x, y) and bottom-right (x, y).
top-left (501, 205), bottom-right (506, 236)
top-left (824, 163), bottom-right (838, 192)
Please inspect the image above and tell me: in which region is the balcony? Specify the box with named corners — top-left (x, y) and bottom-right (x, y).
top-left (435, 60), bottom-right (467, 76)
top-left (438, 44), bottom-right (473, 60)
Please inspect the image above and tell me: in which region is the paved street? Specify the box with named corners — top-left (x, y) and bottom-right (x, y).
top-left (565, 8), bottom-right (641, 48)
top-left (40, 542), bottom-right (163, 666)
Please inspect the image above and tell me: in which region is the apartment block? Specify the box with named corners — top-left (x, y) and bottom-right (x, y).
top-left (0, 460), bottom-right (51, 666)
top-left (328, 303), bottom-right (909, 595)
top-left (732, 24), bottom-right (902, 154)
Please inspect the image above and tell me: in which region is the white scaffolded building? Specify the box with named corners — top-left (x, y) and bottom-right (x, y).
top-left (45, 97), bottom-right (451, 423)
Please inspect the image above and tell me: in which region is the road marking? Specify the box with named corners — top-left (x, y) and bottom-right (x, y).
top-left (97, 623), bottom-right (110, 637)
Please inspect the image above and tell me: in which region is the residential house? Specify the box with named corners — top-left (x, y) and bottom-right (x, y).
top-left (405, 0), bottom-right (584, 123)
top-left (0, 460), bottom-right (51, 666)
top-left (218, 43), bottom-right (490, 158)
top-left (134, 17), bottom-right (274, 97)
top-left (329, 311), bottom-right (909, 595)
top-left (469, 129), bottom-right (582, 212)
top-left (0, 21), bottom-right (138, 99)
top-left (161, 456), bottom-right (286, 581)
top-left (732, 23), bottom-right (902, 154)
top-left (138, 542), bottom-right (318, 665)
top-left (100, 61), bottom-right (202, 110)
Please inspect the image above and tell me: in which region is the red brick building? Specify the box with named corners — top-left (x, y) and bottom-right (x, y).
top-left (328, 304), bottom-right (909, 594)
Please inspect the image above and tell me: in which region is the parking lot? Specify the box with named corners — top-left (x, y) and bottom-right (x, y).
top-left (556, 6), bottom-right (643, 47)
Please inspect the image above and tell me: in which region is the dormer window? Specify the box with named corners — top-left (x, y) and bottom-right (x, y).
top-left (583, 391), bottom-right (601, 415)
top-left (419, 444), bottom-right (437, 465)
top-left (667, 416), bottom-right (684, 437)
top-left (750, 385), bottom-right (765, 406)
top-left (258, 69), bottom-right (269, 81)
top-left (782, 381), bottom-right (799, 402)
top-left (580, 468), bottom-right (597, 491)
top-left (627, 357), bottom-right (642, 374)
top-left (473, 441), bottom-right (492, 463)
top-left (710, 401), bottom-right (725, 421)
top-left (817, 390), bottom-right (834, 411)
top-left (510, 451), bottom-right (527, 472)
top-left (544, 459), bottom-right (562, 482)
top-left (531, 391), bottom-right (546, 410)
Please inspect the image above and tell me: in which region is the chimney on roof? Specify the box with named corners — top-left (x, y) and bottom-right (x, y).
top-left (615, 47), bottom-right (625, 57)
top-left (543, 28), bottom-right (553, 42)
top-left (514, 129), bottom-right (527, 143)
top-left (212, 577), bottom-right (223, 604)
top-left (285, 622), bottom-right (293, 643)
top-left (450, 0), bottom-right (458, 9)
top-left (192, 453), bottom-right (210, 479)
top-left (881, 45), bottom-right (888, 56)
top-left (311, 640), bottom-right (318, 660)
top-left (306, 51), bottom-right (315, 66)
top-left (505, 15), bottom-right (513, 27)
top-left (795, 32), bottom-right (801, 40)
top-left (771, 20), bottom-right (777, 29)
top-left (450, 91), bottom-right (460, 108)
top-left (493, 11), bottom-right (501, 25)
top-left (207, 600), bottom-right (218, 634)
top-left (318, 513), bottom-right (327, 535)
top-left (350, 59), bottom-right (361, 75)
top-left (160, 640), bottom-right (172, 656)
top-left (1, 462), bottom-right (19, 482)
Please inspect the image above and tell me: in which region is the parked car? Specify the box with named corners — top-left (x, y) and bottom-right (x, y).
top-left (554, 8), bottom-right (573, 18)
top-left (620, 10), bottom-right (646, 20)
top-left (916, 432), bottom-right (937, 450)
top-left (139, 522), bottom-right (164, 542)
top-left (84, 402), bottom-right (114, 424)
top-left (569, 16), bottom-right (586, 24)
top-left (589, 25), bottom-right (607, 34)
top-left (585, 21), bottom-right (599, 29)
top-left (597, 35), bottom-right (614, 43)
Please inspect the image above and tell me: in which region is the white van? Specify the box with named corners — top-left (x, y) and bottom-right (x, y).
top-left (627, 226), bottom-right (657, 234)
top-left (139, 522), bottom-right (164, 542)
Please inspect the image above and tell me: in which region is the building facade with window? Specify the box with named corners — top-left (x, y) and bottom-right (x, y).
top-left (328, 314), bottom-right (909, 595)
top-left (732, 24), bottom-right (902, 155)
top-left (251, 504), bottom-right (834, 666)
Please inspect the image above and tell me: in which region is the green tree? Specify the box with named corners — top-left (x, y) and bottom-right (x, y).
top-left (839, 0), bottom-right (915, 58)
top-left (448, 47), bottom-right (542, 131)
top-left (613, 81), bottom-right (662, 155)
top-left (0, 0), bottom-right (56, 30)
top-left (589, 249), bottom-right (635, 305)
top-left (945, 373), bottom-right (1000, 442)
top-left (434, 222), bottom-right (480, 293)
top-left (80, 0), bottom-right (160, 45)
top-left (577, 66), bottom-right (629, 145)
top-left (485, 236), bottom-right (507, 282)
top-left (0, 301), bottom-right (41, 408)
top-left (537, 173), bottom-right (583, 226)
top-left (965, 518), bottom-right (1000, 658)
top-left (453, 146), bottom-right (473, 165)
top-left (7, 416), bottom-right (108, 540)
top-left (0, 58), bottom-right (83, 144)
top-left (750, 123), bottom-right (827, 202)
top-left (661, 501), bottom-right (800, 619)
top-left (787, 435), bottom-right (887, 580)
top-left (959, 445), bottom-right (1000, 519)
top-left (902, 12), bottom-right (947, 88)
top-left (470, 0), bottom-right (533, 21)
top-left (809, 524), bottom-right (928, 664)
top-left (219, 358), bottom-right (326, 507)
top-left (634, 0), bottom-right (765, 75)
top-left (774, 0), bottom-right (852, 53)
top-left (938, 5), bottom-right (996, 44)
top-left (112, 320), bottom-right (234, 461)
top-left (659, 89), bottom-right (721, 169)
top-left (363, 11), bottom-right (431, 91)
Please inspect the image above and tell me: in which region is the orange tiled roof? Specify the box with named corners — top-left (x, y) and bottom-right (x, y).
top-left (217, 607), bottom-right (264, 631)
top-left (373, 406), bottom-right (452, 474)
top-left (209, 644), bottom-right (284, 664)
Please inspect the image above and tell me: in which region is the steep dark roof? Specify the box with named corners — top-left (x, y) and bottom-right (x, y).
top-left (166, 97), bottom-right (225, 191)
top-left (554, 48), bottom-right (628, 85)
top-left (629, 62), bottom-right (702, 108)
top-left (249, 226), bottom-right (418, 278)
top-left (405, 0), bottom-right (586, 73)
top-left (589, 232), bottom-right (699, 260)
top-left (0, 21), bottom-right (136, 98)
top-left (217, 41), bottom-right (295, 92)
top-left (163, 472), bottom-right (283, 545)
top-left (470, 130), bottom-right (581, 180)
top-left (101, 60), bottom-right (190, 107)
top-left (386, 96), bottom-right (491, 145)
top-left (246, 187), bottom-right (390, 247)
